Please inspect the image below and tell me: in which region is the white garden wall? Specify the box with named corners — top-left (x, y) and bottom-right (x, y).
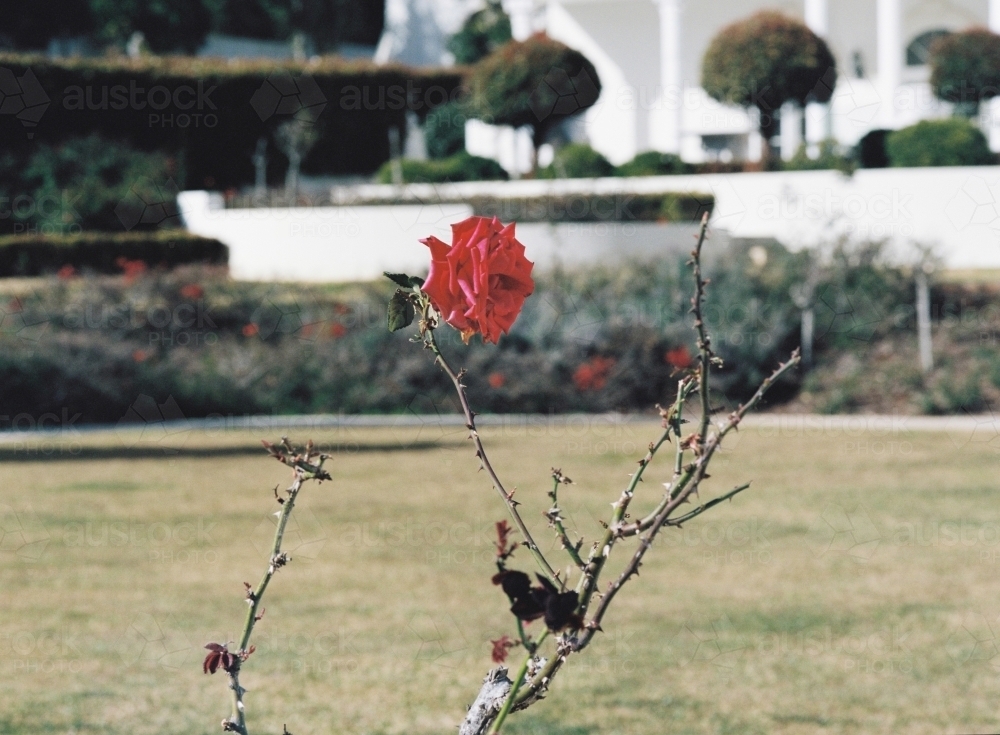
top-left (179, 166), bottom-right (1000, 282)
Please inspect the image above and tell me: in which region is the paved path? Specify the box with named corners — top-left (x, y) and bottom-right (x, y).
top-left (0, 412), bottom-right (994, 444)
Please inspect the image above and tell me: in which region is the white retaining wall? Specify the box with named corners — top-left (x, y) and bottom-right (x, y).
top-left (179, 166), bottom-right (1000, 282)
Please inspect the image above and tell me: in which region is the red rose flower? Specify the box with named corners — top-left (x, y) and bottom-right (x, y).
top-left (420, 216), bottom-right (534, 344)
top-left (572, 356), bottom-right (616, 392)
top-left (664, 346), bottom-right (693, 369)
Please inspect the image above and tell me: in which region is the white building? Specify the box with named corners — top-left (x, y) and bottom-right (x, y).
top-left (402, 0), bottom-right (1000, 171)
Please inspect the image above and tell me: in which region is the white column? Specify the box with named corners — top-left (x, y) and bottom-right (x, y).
top-left (780, 102), bottom-right (803, 160)
top-left (876, 0), bottom-right (902, 128)
top-left (804, 0), bottom-right (829, 156)
top-left (503, 0), bottom-right (535, 42)
top-left (989, 0), bottom-right (1000, 151)
top-left (655, 0), bottom-right (682, 154)
top-left (804, 0), bottom-right (828, 36)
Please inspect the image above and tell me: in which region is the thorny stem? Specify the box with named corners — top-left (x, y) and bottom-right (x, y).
top-left (547, 472), bottom-right (585, 570)
top-left (222, 442), bottom-right (329, 735)
top-left (488, 630), bottom-right (549, 735)
top-left (509, 224), bottom-right (800, 710)
top-left (425, 328), bottom-right (560, 585)
top-left (574, 352), bottom-right (800, 652)
top-left (689, 211), bottom-right (712, 450)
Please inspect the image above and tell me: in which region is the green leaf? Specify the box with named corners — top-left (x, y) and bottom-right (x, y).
top-left (409, 275), bottom-right (425, 287)
top-left (387, 290), bottom-right (415, 332)
top-left (384, 272), bottom-right (413, 288)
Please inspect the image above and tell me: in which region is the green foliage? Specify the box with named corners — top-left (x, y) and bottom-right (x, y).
top-left (424, 101), bottom-right (468, 159)
top-left (467, 34), bottom-right (601, 149)
top-left (929, 28), bottom-right (1000, 116)
top-left (387, 289), bottom-right (414, 331)
top-left (0, 134), bottom-right (175, 235)
top-left (0, 0), bottom-right (92, 50)
top-left (89, 0), bottom-right (214, 53)
top-left (211, 0), bottom-right (294, 40)
top-left (467, 193), bottom-right (713, 222)
top-left (702, 11), bottom-right (836, 138)
top-left (886, 118), bottom-right (995, 167)
top-left (615, 151), bottom-right (691, 177)
top-left (375, 152), bottom-right (508, 183)
top-left (0, 54), bottom-right (465, 187)
top-left (0, 0), bottom-right (384, 53)
top-left (781, 140), bottom-right (856, 173)
top-left (448, 0), bottom-right (512, 65)
top-left (0, 239), bottom-right (932, 419)
top-left (537, 143), bottom-right (614, 179)
top-left (0, 231), bottom-right (227, 275)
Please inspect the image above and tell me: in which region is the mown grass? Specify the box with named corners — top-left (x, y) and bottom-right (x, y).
top-left (1, 420), bottom-right (998, 734)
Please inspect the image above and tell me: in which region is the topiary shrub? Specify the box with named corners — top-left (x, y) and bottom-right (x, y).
top-left (424, 101), bottom-right (468, 159)
top-left (929, 28), bottom-right (1000, 117)
top-left (856, 129), bottom-right (891, 168)
top-left (375, 151), bottom-right (508, 183)
top-left (447, 0), bottom-right (512, 65)
top-left (702, 11), bottom-right (837, 164)
top-left (614, 150), bottom-right (691, 176)
top-left (536, 143), bottom-right (614, 179)
top-left (467, 34), bottom-right (601, 166)
top-left (886, 118), bottom-right (995, 167)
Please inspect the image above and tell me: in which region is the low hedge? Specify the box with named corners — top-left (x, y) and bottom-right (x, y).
top-left (887, 118), bottom-right (996, 167)
top-left (468, 192), bottom-right (714, 222)
top-left (0, 231), bottom-right (228, 276)
top-left (0, 54), bottom-right (466, 188)
top-left (375, 152), bottom-right (508, 183)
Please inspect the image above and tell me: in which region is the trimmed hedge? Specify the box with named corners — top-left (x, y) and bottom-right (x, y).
top-left (886, 118), bottom-right (996, 167)
top-left (0, 231), bottom-right (228, 276)
top-left (0, 54), bottom-right (466, 188)
top-left (468, 193), bottom-right (714, 222)
top-left (375, 152), bottom-right (507, 183)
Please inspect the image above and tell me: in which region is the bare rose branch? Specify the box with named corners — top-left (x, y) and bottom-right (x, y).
top-left (207, 439), bottom-right (330, 735)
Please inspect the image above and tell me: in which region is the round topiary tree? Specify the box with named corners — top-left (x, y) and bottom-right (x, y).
top-left (929, 28), bottom-right (1000, 117)
top-left (467, 33), bottom-right (601, 169)
top-left (702, 11), bottom-right (837, 164)
top-left (886, 118), bottom-right (995, 167)
top-left (448, 0), bottom-right (512, 65)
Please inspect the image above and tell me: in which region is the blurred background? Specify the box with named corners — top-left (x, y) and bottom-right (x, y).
top-left (0, 0), bottom-right (997, 423)
top-left (2, 4), bottom-right (1000, 735)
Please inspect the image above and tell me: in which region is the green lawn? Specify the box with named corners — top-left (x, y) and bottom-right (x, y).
top-left (1, 420), bottom-right (998, 734)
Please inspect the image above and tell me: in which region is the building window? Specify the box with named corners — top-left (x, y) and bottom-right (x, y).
top-left (906, 29), bottom-right (951, 66)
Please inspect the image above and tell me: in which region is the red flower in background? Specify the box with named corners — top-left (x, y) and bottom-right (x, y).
top-left (56, 264), bottom-right (76, 280)
top-left (329, 323), bottom-right (347, 339)
top-left (180, 283), bottom-right (204, 300)
top-left (242, 323), bottom-right (259, 337)
top-left (573, 356), bottom-right (616, 392)
top-left (664, 346), bottom-right (693, 369)
top-left (115, 257), bottom-right (147, 284)
top-left (488, 372), bottom-right (506, 389)
top-left (421, 216), bottom-right (534, 344)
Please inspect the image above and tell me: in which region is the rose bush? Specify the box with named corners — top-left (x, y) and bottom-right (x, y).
top-left (420, 216), bottom-right (535, 343)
